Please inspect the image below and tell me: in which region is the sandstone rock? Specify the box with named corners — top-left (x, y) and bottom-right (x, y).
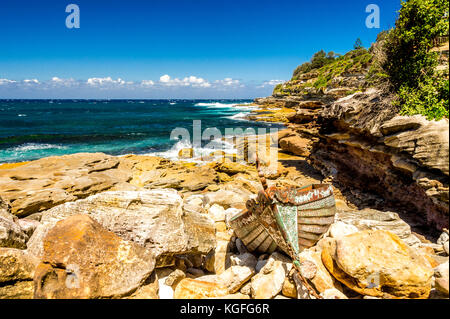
top-left (327, 221), bottom-right (358, 240)
top-left (27, 190), bottom-right (216, 266)
top-left (165, 269), bottom-right (186, 288)
top-left (204, 240), bottom-right (232, 275)
top-left (380, 115), bottom-right (449, 175)
top-left (127, 272), bottom-right (159, 299)
top-left (335, 209), bottom-right (421, 247)
top-left (0, 280), bottom-right (34, 299)
top-left (320, 288), bottom-right (348, 299)
top-left (322, 230), bottom-right (434, 299)
top-left (434, 261), bottom-right (449, 296)
top-left (251, 252), bottom-right (292, 299)
top-left (239, 281), bottom-right (252, 296)
top-left (174, 278), bottom-right (228, 299)
top-left (0, 153), bottom-right (128, 217)
top-left (279, 135), bottom-right (311, 157)
top-left (0, 248), bottom-right (37, 283)
top-left (0, 214), bottom-right (28, 249)
top-left (204, 189), bottom-right (251, 209)
top-left (16, 218), bottom-right (40, 238)
top-left (34, 215), bottom-right (156, 299)
top-left (208, 204), bottom-right (226, 222)
top-left (281, 274), bottom-right (297, 298)
top-left (217, 265), bottom-right (255, 294)
top-left (298, 248), bottom-right (338, 293)
top-left (0, 248), bottom-right (37, 299)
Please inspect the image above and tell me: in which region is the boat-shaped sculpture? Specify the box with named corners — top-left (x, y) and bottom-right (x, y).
top-left (249, 183), bottom-right (336, 257)
top-left (229, 157), bottom-right (337, 298)
top-left (229, 209), bottom-right (278, 254)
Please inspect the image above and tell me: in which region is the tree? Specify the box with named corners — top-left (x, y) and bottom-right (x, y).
top-left (353, 38), bottom-right (363, 50)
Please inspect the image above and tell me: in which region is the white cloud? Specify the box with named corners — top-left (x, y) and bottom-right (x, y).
top-left (141, 80), bottom-right (155, 86)
top-left (86, 77), bottom-right (132, 86)
top-left (160, 74), bottom-right (171, 83)
top-left (0, 78), bottom-right (17, 85)
top-left (23, 79), bottom-right (39, 84)
top-left (214, 78), bottom-right (242, 87)
top-left (159, 74), bottom-right (211, 88)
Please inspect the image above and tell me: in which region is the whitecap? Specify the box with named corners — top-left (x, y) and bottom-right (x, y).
top-left (10, 143), bottom-right (68, 152)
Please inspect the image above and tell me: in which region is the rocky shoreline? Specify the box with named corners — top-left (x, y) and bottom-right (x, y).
top-left (1, 52), bottom-right (449, 299)
top-left (0, 117), bottom-right (448, 299)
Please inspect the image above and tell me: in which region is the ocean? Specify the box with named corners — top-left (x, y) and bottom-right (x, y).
top-left (0, 99), bottom-right (283, 163)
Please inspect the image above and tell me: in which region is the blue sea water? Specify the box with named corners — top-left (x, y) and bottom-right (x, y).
top-left (0, 99), bottom-right (283, 163)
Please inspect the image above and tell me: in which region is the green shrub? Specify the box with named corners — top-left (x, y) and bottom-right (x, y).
top-left (382, 0), bottom-right (449, 120)
top-left (396, 73), bottom-right (449, 120)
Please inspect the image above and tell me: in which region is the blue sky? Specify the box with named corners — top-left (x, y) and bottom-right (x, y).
top-left (0, 0), bottom-right (401, 98)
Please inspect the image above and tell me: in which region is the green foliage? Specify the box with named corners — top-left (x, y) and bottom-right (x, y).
top-left (382, 0), bottom-right (449, 120)
top-left (396, 72), bottom-right (449, 120)
top-left (292, 50), bottom-right (337, 79)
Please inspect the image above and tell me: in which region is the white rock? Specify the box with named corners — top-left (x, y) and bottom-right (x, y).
top-left (208, 204), bottom-right (226, 222)
top-left (158, 276), bottom-right (174, 299)
top-left (437, 232), bottom-right (449, 245)
top-left (250, 252), bottom-right (292, 299)
top-left (328, 221), bottom-right (358, 239)
top-left (434, 261), bottom-right (449, 296)
top-left (218, 265), bottom-right (255, 294)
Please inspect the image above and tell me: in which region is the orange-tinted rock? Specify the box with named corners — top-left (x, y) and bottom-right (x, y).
top-left (34, 215), bottom-right (155, 299)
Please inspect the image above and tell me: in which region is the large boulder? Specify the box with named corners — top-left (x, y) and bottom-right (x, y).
top-left (0, 153), bottom-right (130, 217)
top-left (279, 135), bottom-right (311, 157)
top-left (335, 209), bottom-right (421, 247)
top-left (321, 230), bottom-right (434, 299)
top-left (34, 215), bottom-right (156, 299)
top-left (27, 190), bottom-right (216, 266)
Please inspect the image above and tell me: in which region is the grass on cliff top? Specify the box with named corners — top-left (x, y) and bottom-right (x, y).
top-left (273, 48), bottom-right (373, 97)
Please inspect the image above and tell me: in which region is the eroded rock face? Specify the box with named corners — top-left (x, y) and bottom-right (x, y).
top-left (321, 230), bottom-right (434, 299)
top-left (34, 215), bottom-right (156, 299)
top-left (0, 248), bottom-right (38, 299)
top-left (0, 153), bottom-right (129, 217)
top-left (27, 190), bottom-right (216, 266)
top-left (0, 212), bottom-right (29, 249)
top-left (313, 90), bottom-right (449, 231)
